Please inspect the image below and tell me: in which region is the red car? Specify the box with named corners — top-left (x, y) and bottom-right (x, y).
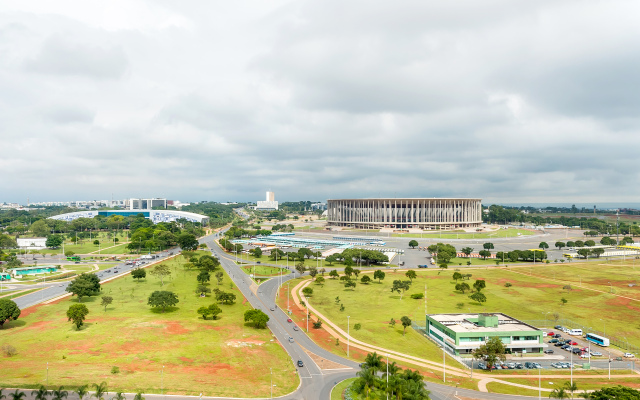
top-left (570, 341), bottom-right (578, 345)
top-left (547, 332), bottom-right (555, 336)
top-left (287, 318), bottom-right (292, 323)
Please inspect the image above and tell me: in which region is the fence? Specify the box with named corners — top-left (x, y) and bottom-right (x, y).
top-left (524, 318), bottom-right (640, 354)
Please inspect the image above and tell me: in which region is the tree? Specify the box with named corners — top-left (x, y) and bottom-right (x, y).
top-left (196, 284), bottom-right (211, 296)
top-left (549, 387), bottom-right (569, 399)
top-left (361, 275), bottom-right (371, 284)
top-left (215, 271), bottom-right (224, 285)
top-left (566, 241), bottom-right (576, 248)
top-left (315, 276), bottom-right (325, 285)
top-left (31, 385), bottom-right (49, 400)
top-left (46, 235), bottom-right (64, 248)
top-left (344, 265), bottom-right (354, 277)
top-left (575, 240), bottom-right (585, 247)
top-left (93, 240), bottom-right (100, 246)
top-left (215, 290), bottom-right (236, 304)
top-left (0, 299), bottom-right (21, 328)
top-left (309, 267), bottom-right (318, 280)
top-left (584, 240), bottom-right (596, 247)
top-left (438, 263), bottom-right (448, 274)
top-left (539, 242), bottom-right (549, 250)
top-left (100, 296), bottom-right (113, 312)
top-left (564, 382), bottom-right (578, 399)
top-left (561, 297), bottom-right (568, 306)
top-left (150, 264), bottom-right (171, 286)
top-left (67, 304), bottom-right (89, 330)
top-left (588, 385), bottom-right (640, 400)
top-left (133, 393), bottom-right (144, 400)
top-left (391, 280), bottom-right (411, 299)
top-left (302, 287), bottom-right (313, 297)
top-left (478, 250), bottom-right (491, 260)
top-left (51, 387), bottom-right (67, 400)
top-left (408, 240), bottom-right (419, 249)
top-left (177, 233), bottom-right (199, 251)
top-left (345, 280), bottom-right (356, 290)
top-left (197, 270), bottom-right (211, 284)
top-left (405, 270), bottom-right (417, 282)
top-left (473, 279), bottom-right (486, 292)
top-left (250, 247), bottom-right (262, 258)
top-left (8, 391), bottom-right (26, 400)
top-left (30, 220), bottom-right (50, 237)
top-left (469, 292), bottom-right (487, 304)
top-left (197, 306), bottom-right (212, 320)
top-left (555, 241), bottom-right (566, 250)
top-left (131, 268), bottom-right (146, 281)
top-left (592, 248), bottom-right (605, 258)
top-left (389, 318), bottom-right (396, 327)
top-left (91, 383), bottom-right (108, 400)
top-left (147, 291), bottom-right (179, 312)
top-left (452, 272), bottom-right (462, 282)
top-left (373, 269), bottom-right (385, 283)
top-left (600, 237), bottom-right (613, 246)
top-left (577, 248), bottom-right (591, 259)
top-left (483, 242), bottom-right (494, 250)
top-left (329, 270), bottom-right (339, 279)
top-left (244, 309), bottom-right (269, 328)
top-left (400, 316), bottom-right (411, 336)
top-left (66, 273), bottom-right (101, 302)
top-left (472, 336), bottom-right (506, 371)
top-left (109, 393), bottom-right (124, 400)
top-left (75, 386), bottom-right (89, 400)
top-left (455, 282), bottom-right (470, 294)
top-left (461, 247), bottom-right (473, 257)
top-left (295, 263), bottom-right (306, 276)
top-left (208, 303), bottom-right (222, 320)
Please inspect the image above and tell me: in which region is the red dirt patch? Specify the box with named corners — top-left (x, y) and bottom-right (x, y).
top-left (179, 356), bottom-right (194, 363)
top-left (22, 320), bottom-right (53, 331)
top-left (19, 303), bottom-right (45, 318)
top-left (606, 296), bottom-right (640, 313)
top-left (164, 321), bottom-right (190, 335)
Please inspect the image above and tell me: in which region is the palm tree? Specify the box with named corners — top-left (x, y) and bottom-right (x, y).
top-left (132, 392), bottom-right (144, 400)
top-left (356, 368), bottom-right (378, 400)
top-left (92, 383), bottom-right (108, 400)
top-left (363, 352), bottom-right (384, 373)
top-left (51, 387), bottom-right (68, 400)
top-left (549, 387), bottom-right (569, 399)
top-left (383, 361), bottom-right (401, 378)
top-left (111, 393), bottom-right (126, 400)
top-left (564, 382), bottom-right (578, 399)
top-left (75, 385), bottom-right (89, 400)
top-left (8, 390), bottom-right (26, 400)
top-left (31, 385), bottom-right (50, 400)
top-left (0, 389), bottom-right (7, 400)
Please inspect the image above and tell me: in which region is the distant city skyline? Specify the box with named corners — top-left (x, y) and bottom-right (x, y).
top-left (1, 2), bottom-right (639, 204)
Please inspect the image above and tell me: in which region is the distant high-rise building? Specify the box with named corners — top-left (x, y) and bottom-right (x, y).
top-left (256, 191), bottom-right (279, 211)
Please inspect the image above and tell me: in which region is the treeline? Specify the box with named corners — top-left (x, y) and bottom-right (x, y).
top-left (483, 205), bottom-right (640, 235)
top-left (180, 202), bottom-right (240, 228)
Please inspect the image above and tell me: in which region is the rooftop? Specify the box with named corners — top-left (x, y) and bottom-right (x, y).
top-left (428, 313), bottom-right (540, 333)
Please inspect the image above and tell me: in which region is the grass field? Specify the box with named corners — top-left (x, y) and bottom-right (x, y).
top-left (484, 381), bottom-right (542, 397)
top-left (496, 376), bottom-right (640, 391)
top-left (392, 229), bottom-right (535, 239)
top-left (330, 378), bottom-right (357, 400)
top-left (0, 253), bottom-right (298, 397)
top-left (305, 264), bottom-right (640, 365)
top-left (241, 265), bottom-right (290, 277)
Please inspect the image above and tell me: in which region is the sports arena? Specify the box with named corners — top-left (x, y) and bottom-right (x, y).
top-left (327, 198), bottom-right (482, 230)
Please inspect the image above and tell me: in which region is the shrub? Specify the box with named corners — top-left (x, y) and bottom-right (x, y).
top-left (2, 344), bottom-right (17, 357)
top-left (111, 366), bottom-right (120, 375)
top-left (410, 293), bottom-right (424, 299)
top-left (504, 282), bottom-right (512, 287)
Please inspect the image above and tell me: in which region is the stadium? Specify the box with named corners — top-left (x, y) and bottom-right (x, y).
top-left (327, 198), bottom-right (482, 230)
top-left (48, 210), bottom-right (209, 225)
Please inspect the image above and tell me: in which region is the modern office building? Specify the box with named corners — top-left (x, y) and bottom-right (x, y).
top-left (327, 198), bottom-right (482, 229)
top-left (49, 209), bottom-right (209, 225)
top-left (426, 313), bottom-right (545, 356)
top-left (256, 191), bottom-right (279, 211)
top-left (126, 198), bottom-right (167, 210)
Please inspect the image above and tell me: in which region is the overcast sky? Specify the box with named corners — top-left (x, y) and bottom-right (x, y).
top-left (1, 1), bottom-right (639, 205)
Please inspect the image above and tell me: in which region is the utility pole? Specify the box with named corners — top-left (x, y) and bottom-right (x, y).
top-left (347, 315), bottom-right (350, 357)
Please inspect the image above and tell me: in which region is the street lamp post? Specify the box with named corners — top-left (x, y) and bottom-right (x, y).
top-left (161, 365), bottom-right (164, 396)
top-left (47, 361), bottom-right (49, 385)
top-left (270, 367), bottom-right (273, 399)
top-left (386, 354), bottom-right (389, 400)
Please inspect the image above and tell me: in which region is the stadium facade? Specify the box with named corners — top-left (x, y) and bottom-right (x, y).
top-left (327, 198), bottom-right (482, 229)
top-left (49, 210), bottom-right (209, 225)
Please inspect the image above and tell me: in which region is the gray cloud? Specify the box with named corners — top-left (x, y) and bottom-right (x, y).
top-left (0, 0), bottom-right (639, 205)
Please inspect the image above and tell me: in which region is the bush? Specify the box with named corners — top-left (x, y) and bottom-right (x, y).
top-left (313, 319), bottom-right (322, 329)
top-left (410, 293), bottom-right (424, 299)
top-left (354, 323), bottom-right (361, 331)
top-left (2, 344), bottom-right (17, 357)
top-left (504, 282), bottom-right (512, 287)
top-left (111, 366), bottom-right (120, 375)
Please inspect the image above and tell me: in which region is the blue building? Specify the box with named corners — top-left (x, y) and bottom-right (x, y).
top-left (10, 265), bottom-right (58, 278)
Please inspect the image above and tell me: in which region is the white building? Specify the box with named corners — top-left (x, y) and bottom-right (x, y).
top-left (17, 238), bottom-right (47, 249)
top-left (256, 191), bottom-right (279, 211)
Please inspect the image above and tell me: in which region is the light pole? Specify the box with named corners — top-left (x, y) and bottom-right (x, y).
top-left (442, 345), bottom-right (446, 382)
top-left (270, 367), bottom-right (273, 399)
top-left (47, 361), bottom-right (49, 385)
top-left (161, 365), bottom-right (164, 396)
top-left (386, 354), bottom-right (389, 400)
top-left (287, 282), bottom-right (290, 311)
top-left (608, 281), bottom-right (612, 293)
top-left (347, 315), bottom-right (350, 357)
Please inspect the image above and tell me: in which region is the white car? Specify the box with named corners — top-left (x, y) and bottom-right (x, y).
top-left (624, 353), bottom-right (635, 358)
top-left (590, 351), bottom-right (602, 356)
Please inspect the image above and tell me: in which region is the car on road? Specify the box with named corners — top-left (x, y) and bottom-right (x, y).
top-left (270, 307), bottom-right (275, 311)
top-left (297, 360), bottom-right (304, 367)
top-left (293, 325), bottom-right (299, 331)
top-left (288, 337), bottom-right (294, 343)
top-left (544, 349), bottom-right (554, 354)
top-left (287, 318), bottom-right (292, 323)
top-left (624, 353), bottom-right (635, 358)
top-left (590, 351), bottom-right (603, 356)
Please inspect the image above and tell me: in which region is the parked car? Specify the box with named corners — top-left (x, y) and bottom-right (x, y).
top-left (550, 339), bottom-right (559, 343)
top-left (515, 363), bottom-right (524, 369)
top-left (554, 334), bottom-right (562, 338)
top-left (544, 349), bottom-right (554, 354)
top-left (590, 351), bottom-right (603, 356)
top-left (477, 362), bottom-right (487, 370)
top-left (616, 357), bottom-right (623, 361)
top-left (547, 332), bottom-right (555, 336)
top-left (561, 345), bottom-right (571, 350)
top-left (624, 353), bottom-right (635, 358)
top-left (572, 348), bottom-right (582, 354)
top-left (555, 342), bottom-right (564, 347)
top-left (524, 362), bottom-right (534, 369)
top-left (555, 325), bottom-right (563, 330)
top-left (570, 341), bottom-right (578, 345)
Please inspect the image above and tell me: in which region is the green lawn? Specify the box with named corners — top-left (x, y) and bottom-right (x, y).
top-left (241, 265), bottom-right (290, 277)
top-left (307, 265), bottom-right (640, 365)
top-left (392, 229), bottom-right (535, 239)
top-left (0, 252), bottom-right (298, 397)
top-left (330, 377), bottom-right (357, 400)
top-left (484, 381), bottom-right (542, 397)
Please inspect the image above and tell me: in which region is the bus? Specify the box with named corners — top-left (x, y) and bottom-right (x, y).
top-left (66, 256), bottom-right (81, 262)
top-left (585, 332), bottom-right (610, 347)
